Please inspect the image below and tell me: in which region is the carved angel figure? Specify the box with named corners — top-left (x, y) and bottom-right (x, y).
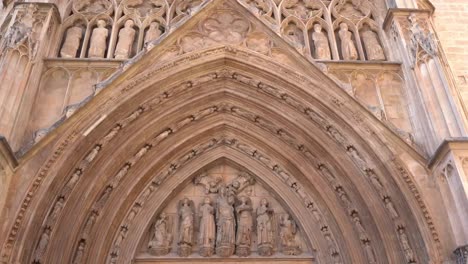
top-left (361, 29), bottom-right (385, 61)
top-left (198, 197), bottom-right (215, 256)
top-left (283, 0), bottom-right (320, 20)
top-left (280, 214), bottom-right (301, 255)
top-left (114, 20), bottom-right (136, 59)
top-left (148, 212), bottom-right (172, 255)
top-left (88, 20), bottom-right (108, 58)
top-left (338, 23), bottom-right (358, 60)
top-left (235, 196), bottom-right (253, 256)
top-left (256, 198), bottom-right (274, 256)
top-left (60, 26), bottom-right (83, 58)
top-left (203, 12), bottom-right (249, 45)
top-left (177, 198), bottom-right (194, 256)
top-left (312, 23), bottom-right (331, 60)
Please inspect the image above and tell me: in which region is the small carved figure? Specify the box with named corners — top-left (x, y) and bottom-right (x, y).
top-left (198, 197), bottom-right (215, 257)
top-left (216, 186), bottom-right (236, 257)
top-left (363, 240), bottom-right (377, 264)
top-left (398, 227), bottom-right (415, 263)
top-left (284, 22), bottom-right (304, 48)
top-left (82, 210), bottom-right (98, 239)
top-left (72, 240), bottom-right (85, 264)
top-left (85, 144), bottom-right (101, 163)
top-left (235, 196), bottom-right (253, 257)
top-left (148, 212), bottom-right (172, 255)
top-left (312, 23), bottom-right (331, 60)
top-left (383, 196), bottom-right (399, 219)
top-left (177, 197), bottom-right (194, 256)
top-left (144, 21), bottom-right (162, 44)
top-left (114, 20), bottom-right (136, 59)
top-left (60, 26), bottom-right (83, 58)
top-left (361, 29), bottom-right (385, 61)
top-left (88, 20), bottom-right (108, 58)
top-left (194, 173), bottom-right (222, 194)
top-left (338, 23), bottom-right (358, 60)
top-left (47, 197), bottom-right (65, 226)
top-left (34, 228), bottom-right (51, 263)
top-left (280, 214), bottom-right (301, 255)
top-left (351, 212), bottom-right (368, 241)
top-left (257, 198), bottom-right (274, 256)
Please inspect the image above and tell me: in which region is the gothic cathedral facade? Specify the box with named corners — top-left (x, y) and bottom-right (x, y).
top-left (0, 0), bottom-right (467, 263)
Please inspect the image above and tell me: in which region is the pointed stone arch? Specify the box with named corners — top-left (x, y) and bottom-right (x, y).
top-left (0, 1), bottom-right (443, 263)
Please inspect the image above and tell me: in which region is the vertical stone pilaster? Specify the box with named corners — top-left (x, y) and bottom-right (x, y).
top-left (384, 9), bottom-right (467, 153)
top-left (0, 136), bottom-right (18, 228)
top-left (429, 140), bottom-right (468, 251)
top-left (0, 2), bottom-right (61, 152)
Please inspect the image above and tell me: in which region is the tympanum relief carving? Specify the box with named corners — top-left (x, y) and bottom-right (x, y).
top-left (141, 165), bottom-right (308, 259)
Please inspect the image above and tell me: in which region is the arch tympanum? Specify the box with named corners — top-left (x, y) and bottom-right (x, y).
top-left (1, 0), bottom-right (441, 264)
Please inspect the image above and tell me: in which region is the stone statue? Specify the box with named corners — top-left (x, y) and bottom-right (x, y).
top-left (398, 227), bottom-right (415, 263)
top-left (216, 186), bottom-right (236, 257)
top-left (33, 228), bottom-right (51, 263)
top-left (280, 214), bottom-right (301, 255)
top-left (144, 21), bottom-right (162, 45)
top-left (235, 196), bottom-right (253, 257)
top-left (312, 23), bottom-right (331, 60)
top-left (256, 198), bottom-right (274, 256)
top-left (338, 23), bottom-right (358, 60)
top-left (198, 197), bottom-right (215, 257)
top-left (60, 26), bottom-right (83, 58)
top-left (148, 212), bottom-right (172, 256)
top-left (361, 29), bottom-right (385, 61)
top-left (114, 20), bottom-right (136, 59)
top-left (284, 22), bottom-right (304, 48)
top-left (88, 20), bottom-right (108, 58)
top-left (177, 197), bottom-right (194, 257)
top-left (72, 240), bottom-right (85, 264)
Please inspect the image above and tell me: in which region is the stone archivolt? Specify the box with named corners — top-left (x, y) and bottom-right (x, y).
top-left (0, 1), bottom-right (443, 264)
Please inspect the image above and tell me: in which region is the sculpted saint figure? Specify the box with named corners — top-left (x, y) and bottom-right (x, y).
top-left (198, 197), bottom-right (215, 257)
top-left (60, 26), bottom-right (83, 58)
top-left (216, 186), bottom-right (236, 257)
top-left (280, 214), bottom-right (301, 255)
top-left (338, 23), bottom-right (358, 60)
top-left (148, 213), bottom-right (172, 255)
top-left (312, 23), bottom-right (331, 60)
top-left (177, 198), bottom-right (194, 257)
top-left (257, 198), bottom-right (274, 256)
top-left (88, 20), bottom-right (108, 58)
top-left (144, 21), bottom-right (162, 44)
top-left (114, 20), bottom-right (136, 59)
top-left (235, 196), bottom-right (253, 257)
top-left (361, 29), bottom-right (385, 61)
top-left (34, 228), bottom-right (51, 263)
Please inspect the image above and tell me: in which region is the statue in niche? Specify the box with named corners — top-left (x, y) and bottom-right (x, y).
top-left (235, 196), bottom-right (253, 256)
top-left (257, 198), bottom-right (274, 256)
top-left (198, 197), bottom-right (216, 257)
top-left (216, 185), bottom-right (236, 257)
top-left (88, 20), bottom-right (108, 58)
top-left (311, 23), bottom-right (331, 60)
top-left (284, 22), bottom-right (304, 48)
top-left (144, 21), bottom-right (162, 45)
top-left (280, 214), bottom-right (301, 255)
top-left (397, 226), bottom-right (415, 263)
top-left (338, 23), bottom-right (358, 60)
top-left (177, 197), bottom-right (194, 257)
top-left (361, 28), bottom-right (385, 61)
top-left (148, 212), bottom-right (172, 256)
top-left (33, 228), bottom-right (51, 263)
top-left (60, 26), bottom-right (83, 58)
top-left (72, 240), bottom-right (85, 264)
top-left (114, 20), bottom-right (136, 59)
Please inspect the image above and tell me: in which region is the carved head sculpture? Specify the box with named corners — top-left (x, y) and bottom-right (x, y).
top-left (231, 180), bottom-right (240, 189)
top-left (260, 198), bottom-right (268, 207)
top-left (97, 19), bottom-right (107, 28)
top-left (150, 21), bottom-right (160, 29)
top-left (313, 23), bottom-right (322, 32)
top-left (160, 212), bottom-right (167, 219)
top-left (182, 197), bottom-right (190, 206)
top-left (203, 197), bottom-right (212, 205)
top-left (339, 22), bottom-right (348, 31)
top-left (125, 19), bottom-right (134, 28)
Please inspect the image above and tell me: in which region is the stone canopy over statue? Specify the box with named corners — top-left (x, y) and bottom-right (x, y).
top-left (146, 169), bottom-right (306, 258)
